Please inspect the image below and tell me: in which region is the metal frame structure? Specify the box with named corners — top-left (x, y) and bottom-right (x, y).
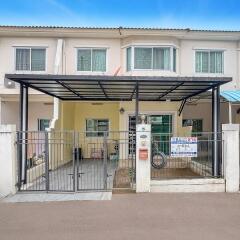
top-left (5, 74), bottom-right (231, 181)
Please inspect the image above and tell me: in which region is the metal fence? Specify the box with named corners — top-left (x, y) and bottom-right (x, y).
top-left (16, 130), bottom-right (223, 193)
top-left (16, 131), bottom-right (135, 192)
top-left (151, 132), bottom-right (223, 180)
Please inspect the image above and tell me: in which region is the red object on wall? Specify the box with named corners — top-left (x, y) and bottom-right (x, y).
top-left (139, 148), bottom-right (148, 160)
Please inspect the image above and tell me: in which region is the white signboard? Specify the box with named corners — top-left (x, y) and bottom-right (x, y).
top-left (171, 137), bottom-right (198, 157)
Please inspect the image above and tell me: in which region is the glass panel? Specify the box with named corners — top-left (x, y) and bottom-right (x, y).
top-left (192, 119), bottom-right (203, 136)
top-left (97, 119), bottom-right (109, 136)
top-left (215, 51), bottom-right (223, 73)
top-left (38, 119), bottom-right (50, 131)
top-left (86, 119), bottom-right (109, 137)
top-left (16, 48), bottom-right (30, 71)
top-left (126, 47), bottom-right (131, 71)
top-left (134, 48), bottom-right (152, 69)
top-left (210, 52), bottom-right (216, 73)
top-left (163, 48), bottom-right (170, 70)
top-left (195, 52), bottom-right (202, 73)
top-left (86, 119), bottom-right (96, 137)
top-left (92, 49), bottom-right (106, 72)
top-left (31, 49), bottom-right (46, 71)
top-left (153, 48), bottom-right (170, 70)
top-left (151, 115), bottom-right (172, 155)
top-left (183, 119), bottom-right (203, 136)
top-left (153, 48), bottom-right (164, 69)
top-left (77, 49), bottom-right (91, 71)
top-left (173, 48), bottom-right (176, 72)
top-left (201, 52), bottom-right (209, 73)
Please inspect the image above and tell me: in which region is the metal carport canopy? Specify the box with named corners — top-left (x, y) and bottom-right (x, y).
top-left (5, 74), bottom-right (231, 101)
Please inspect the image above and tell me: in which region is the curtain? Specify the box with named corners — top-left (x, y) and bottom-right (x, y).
top-left (126, 47), bottom-right (131, 71)
top-left (195, 52), bottom-right (202, 72)
top-left (153, 48), bottom-right (163, 69)
top-left (78, 49), bottom-right (91, 71)
top-left (153, 48), bottom-right (170, 70)
top-left (163, 48), bottom-right (170, 70)
top-left (134, 48), bottom-right (152, 69)
top-left (92, 49), bottom-right (106, 72)
top-left (16, 49), bottom-right (30, 70)
top-left (201, 52), bottom-right (209, 73)
top-left (196, 51), bottom-right (223, 73)
top-left (173, 48), bottom-right (176, 72)
top-left (215, 51), bottom-right (223, 73)
top-left (31, 49), bottom-right (46, 71)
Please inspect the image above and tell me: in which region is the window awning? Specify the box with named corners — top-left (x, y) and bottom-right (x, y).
top-left (5, 74), bottom-right (231, 101)
top-left (220, 90), bottom-right (240, 102)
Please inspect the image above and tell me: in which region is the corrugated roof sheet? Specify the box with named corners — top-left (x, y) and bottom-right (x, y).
top-left (221, 90), bottom-right (240, 102)
top-left (0, 25), bottom-right (240, 32)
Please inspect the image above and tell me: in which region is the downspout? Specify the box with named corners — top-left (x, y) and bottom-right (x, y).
top-left (229, 101), bottom-right (232, 124)
top-left (50, 39), bottom-right (64, 129)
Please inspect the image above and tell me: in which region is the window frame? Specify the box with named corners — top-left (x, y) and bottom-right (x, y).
top-left (86, 118), bottom-right (110, 137)
top-left (14, 47), bottom-right (47, 73)
top-left (182, 118), bottom-right (203, 136)
top-left (38, 119), bottom-right (50, 131)
top-left (76, 47), bottom-right (107, 73)
top-left (195, 50), bottom-right (224, 74)
top-left (126, 45), bottom-right (177, 72)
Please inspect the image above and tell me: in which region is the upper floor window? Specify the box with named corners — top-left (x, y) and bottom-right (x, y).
top-left (77, 48), bottom-right (106, 72)
top-left (15, 48), bottom-right (46, 71)
top-left (195, 50), bottom-right (224, 74)
top-left (126, 46), bottom-right (176, 72)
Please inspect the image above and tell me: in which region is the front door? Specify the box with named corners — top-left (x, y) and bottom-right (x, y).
top-left (150, 115), bottom-right (172, 155)
top-left (128, 115), bottom-right (173, 155)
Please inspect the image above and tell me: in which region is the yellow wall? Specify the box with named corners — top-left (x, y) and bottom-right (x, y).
top-left (55, 100), bottom-right (189, 135)
top-left (51, 100), bottom-right (191, 161)
top-left (73, 102), bottom-right (119, 132)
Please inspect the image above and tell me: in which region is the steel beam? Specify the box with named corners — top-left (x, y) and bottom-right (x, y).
top-left (135, 83), bottom-right (139, 126)
top-left (212, 86), bottom-right (221, 177)
top-left (19, 84), bottom-right (28, 183)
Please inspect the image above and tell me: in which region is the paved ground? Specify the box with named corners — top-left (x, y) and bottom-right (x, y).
top-left (0, 193), bottom-right (240, 240)
top-left (26, 159), bottom-right (117, 191)
top-left (3, 192), bottom-right (112, 202)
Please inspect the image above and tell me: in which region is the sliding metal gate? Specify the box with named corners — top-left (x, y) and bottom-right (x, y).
top-left (16, 131), bottom-right (135, 192)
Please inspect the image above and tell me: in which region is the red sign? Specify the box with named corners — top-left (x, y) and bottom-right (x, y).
top-left (139, 149), bottom-right (148, 160)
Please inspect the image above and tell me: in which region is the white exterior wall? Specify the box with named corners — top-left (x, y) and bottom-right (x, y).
top-left (0, 31), bottom-right (239, 85)
top-left (0, 37), bottom-right (57, 87)
top-left (0, 125), bottom-right (16, 198)
top-left (180, 40), bottom-right (238, 90)
top-left (0, 28), bottom-right (239, 130)
top-left (1, 101), bottom-right (53, 130)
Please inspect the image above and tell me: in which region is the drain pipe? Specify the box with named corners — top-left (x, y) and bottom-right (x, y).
top-left (229, 101), bottom-right (232, 124)
top-left (50, 39), bottom-right (64, 129)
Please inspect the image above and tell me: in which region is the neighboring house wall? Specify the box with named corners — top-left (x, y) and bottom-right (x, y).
top-left (183, 102), bottom-right (229, 132)
top-left (1, 101), bottom-right (53, 130)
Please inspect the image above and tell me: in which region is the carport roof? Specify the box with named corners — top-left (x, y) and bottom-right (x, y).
top-left (5, 74), bottom-right (231, 101)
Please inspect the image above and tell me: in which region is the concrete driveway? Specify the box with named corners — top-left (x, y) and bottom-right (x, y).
top-left (0, 193), bottom-right (240, 240)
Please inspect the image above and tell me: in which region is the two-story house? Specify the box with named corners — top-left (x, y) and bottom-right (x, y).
top-left (1, 26), bottom-right (240, 193)
top-left (0, 26), bottom-right (239, 135)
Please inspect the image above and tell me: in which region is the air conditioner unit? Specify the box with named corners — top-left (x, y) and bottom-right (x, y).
top-left (4, 78), bottom-right (15, 89)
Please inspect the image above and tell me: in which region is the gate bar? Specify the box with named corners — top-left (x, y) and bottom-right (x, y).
top-left (44, 132), bottom-right (50, 191)
top-left (212, 86), bottom-right (221, 177)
